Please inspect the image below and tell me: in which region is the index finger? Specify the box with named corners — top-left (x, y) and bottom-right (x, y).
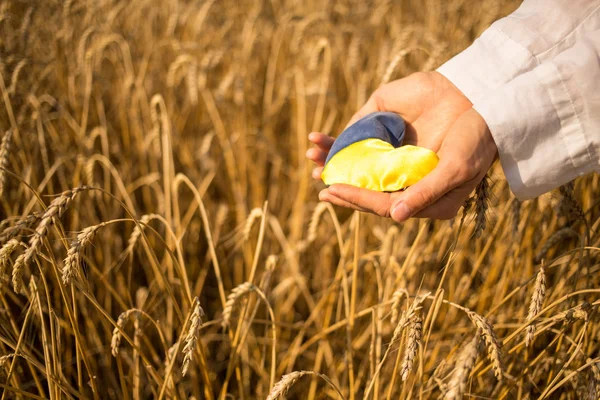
top-left (324, 184), bottom-right (393, 218)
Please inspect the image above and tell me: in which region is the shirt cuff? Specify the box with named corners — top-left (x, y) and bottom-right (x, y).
top-left (472, 63), bottom-right (592, 199)
top-left (437, 25), bottom-right (535, 106)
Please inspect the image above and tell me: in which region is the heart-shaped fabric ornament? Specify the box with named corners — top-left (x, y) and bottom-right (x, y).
top-left (321, 112), bottom-right (438, 192)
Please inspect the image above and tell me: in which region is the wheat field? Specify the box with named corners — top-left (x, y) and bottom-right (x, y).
top-left (1, 0), bottom-right (599, 399)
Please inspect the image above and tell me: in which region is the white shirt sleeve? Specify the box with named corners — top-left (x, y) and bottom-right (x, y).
top-left (437, 1), bottom-right (600, 199)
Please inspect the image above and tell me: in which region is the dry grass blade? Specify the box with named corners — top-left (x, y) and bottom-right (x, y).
top-left (181, 297), bottom-right (204, 377)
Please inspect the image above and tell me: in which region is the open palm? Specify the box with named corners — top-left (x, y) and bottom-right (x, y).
top-left (306, 72), bottom-right (497, 221)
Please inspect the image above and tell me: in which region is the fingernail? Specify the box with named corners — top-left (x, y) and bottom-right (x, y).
top-left (391, 201), bottom-right (411, 222)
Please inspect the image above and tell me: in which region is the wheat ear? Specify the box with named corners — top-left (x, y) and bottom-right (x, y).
top-left (465, 310), bottom-right (503, 380)
top-left (390, 288), bottom-right (409, 324)
top-left (0, 211), bottom-right (43, 244)
top-left (0, 129), bottom-right (12, 197)
top-left (267, 370), bottom-right (344, 400)
top-left (525, 264), bottom-right (546, 347)
top-left (13, 187), bottom-right (88, 292)
top-left (0, 239), bottom-right (21, 279)
top-left (445, 334), bottom-right (480, 400)
top-left (553, 302), bottom-right (591, 323)
top-left (400, 310), bottom-right (422, 381)
top-left (111, 308), bottom-right (141, 357)
top-left (473, 175), bottom-right (489, 238)
top-left (221, 281), bottom-right (255, 328)
top-left (181, 297), bottom-right (205, 376)
top-left (0, 354), bottom-right (15, 369)
top-left (127, 214), bottom-right (159, 254)
top-left (243, 208), bottom-right (263, 241)
top-left (62, 223), bottom-right (104, 285)
top-left (534, 227), bottom-right (577, 263)
top-left (558, 182), bottom-right (586, 224)
top-left (365, 292), bottom-right (430, 398)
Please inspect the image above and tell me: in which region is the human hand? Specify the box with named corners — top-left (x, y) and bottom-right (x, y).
top-left (306, 72), bottom-right (497, 221)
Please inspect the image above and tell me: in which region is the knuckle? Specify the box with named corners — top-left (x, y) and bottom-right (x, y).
top-left (409, 71), bottom-right (433, 87)
top-left (448, 162), bottom-right (473, 183)
top-left (412, 188), bottom-right (435, 209)
top-left (377, 205), bottom-right (391, 218)
top-left (370, 88), bottom-right (387, 111)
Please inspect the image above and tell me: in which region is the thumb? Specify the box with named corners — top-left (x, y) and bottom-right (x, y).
top-left (390, 162), bottom-right (459, 222)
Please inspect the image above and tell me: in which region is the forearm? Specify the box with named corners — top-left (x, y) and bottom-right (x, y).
top-left (473, 31), bottom-right (600, 199)
top-left (438, 0), bottom-right (600, 104)
top-left (437, 1), bottom-right (600, 199)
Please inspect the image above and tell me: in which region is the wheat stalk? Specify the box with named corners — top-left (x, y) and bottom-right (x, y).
top-left (306, 202), bottom-right (328, 244)
top-left (525, 264), bottom-right (546, 347)
top-left (381, 225), bottom-right (399, 266)
top-left (181, 297), bottom-right (204, 377)
top-left (445, 333), bottom-right (480, 400)
top-left (8, 60), bottom-right (26, 95)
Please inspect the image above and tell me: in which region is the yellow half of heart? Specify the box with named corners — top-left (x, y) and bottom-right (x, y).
top-left (321, 139), bottom-right (439, 192)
